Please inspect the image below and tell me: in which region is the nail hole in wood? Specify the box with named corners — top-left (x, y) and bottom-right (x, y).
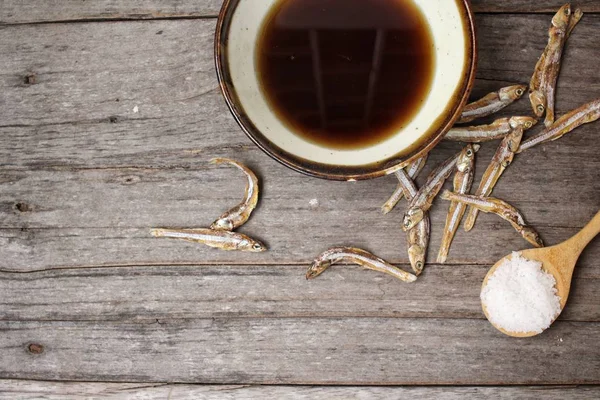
top-left (27, 343), bottom-right (44, 354)
top-left (109, 116), bottom-right (119, 123)
top-left (14, 202), bottom-right (33, 212)
top-left (121, 175), bottom-right (141, 185)
top-left (24, 74), bottom-right (37, 85)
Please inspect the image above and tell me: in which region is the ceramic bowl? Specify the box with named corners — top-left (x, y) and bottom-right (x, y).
top-left (215, 0), bottom-right (477, 180)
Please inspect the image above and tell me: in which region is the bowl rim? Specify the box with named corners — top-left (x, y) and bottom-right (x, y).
top-left (215, 0), bottom-right (478, 181)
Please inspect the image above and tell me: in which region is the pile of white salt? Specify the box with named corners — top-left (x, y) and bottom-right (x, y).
top-left (481, 252), bottom-right (561, 334)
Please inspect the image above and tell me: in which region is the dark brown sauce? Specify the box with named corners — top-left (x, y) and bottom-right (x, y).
top-left (257, 0), bottom-right (435, 150)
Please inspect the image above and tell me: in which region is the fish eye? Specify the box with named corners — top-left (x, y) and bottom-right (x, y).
top-left (466, 149), bottom-right (473, 157)
top-left (252, 243), bottom-right (262, 250)
top-left (416, 261), bottom-right (423, 270)
top-left (525, 121), bottom-right (533, 128)
top-left (502, 160), bottom-right (511, 168)
top-left (516, 88), bottom-right (524, 96)
top-left (537, 105), bottom-right (545, 113)
top-left (565, 8), bottom-right (571, 16)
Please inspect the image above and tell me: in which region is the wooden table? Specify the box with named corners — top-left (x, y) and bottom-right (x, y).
top-left (1, 1), bottom-right (599, 398)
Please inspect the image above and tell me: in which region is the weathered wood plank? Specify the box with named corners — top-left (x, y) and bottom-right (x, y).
top-left (1, 380), bottom-right (599, 400)
top-left (1, 225), bottom-right (597, 271)
top-left (0, 263), bottom-right (598, 321)
top-left (1, 15), bottom-right (599, 145)
top-left (1, 1), bottom-right (600, 24)
top-left (1, 318), bottom-right (598, 384)
top-left (0, 157), bottom-right (598, 270)
top-left (0, 15), bottom-right (598, 270)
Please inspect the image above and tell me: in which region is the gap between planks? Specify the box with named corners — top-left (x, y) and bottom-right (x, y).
top-left (2, 8), bottom-right (600, 27)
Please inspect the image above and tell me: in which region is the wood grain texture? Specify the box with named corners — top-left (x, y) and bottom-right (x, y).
top-left (1, 380), bottom-right (599, 400)
top-left (0, 16), bottom-right (598, 270)
top-left (0, 263), bottom-right (598, 321)
top-left (1, 3), bottom-right (599, 390)
top-left (0, 165), bottom-right (598, 270)
top-left (1, 318), bottom-right (599, 384)
top-left (1, 15), bottom-right (600, 155)
top-left (1, 1), bottom-right (600, 24)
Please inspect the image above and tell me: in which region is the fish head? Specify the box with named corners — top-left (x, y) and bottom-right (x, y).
top-left (499, 84), bottom-right (527, 101)
top-left (456, 144), bottom-right (476, 173)
top-left (507, 127), bottom-right (524, 152)
top-left (408, 245), bottom-right (425, 275)
top-left (210, 218), bottom-right (234, 231)
top-left (509, 116), bottom-right (538, 131)
top-left (552, 4), bottom-right (572, 31)
top-left (238, 237), bottom-right (268, 252)
top-left (521, 227), bottom-right (544, 248)
top-left (403, 208), bottom-right (424, 231)
top-left (529, 91), bottom-right (547, 117)
top-left (306, 260), bottom-right (331, 279)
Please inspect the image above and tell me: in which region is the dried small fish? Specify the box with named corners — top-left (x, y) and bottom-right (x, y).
top-left (437, 145), bottom-right (477, 263)
top-left (444, 116), bottom-right (537, 143)
top-left (381, 154), bottom-right (428, 214)
top-left (463, 127), bottom-right (524, 231)
top-left (392, 168), bottom-right (431, 275)
top-left (405, 154), bottom-right (430, 178)
top-left (150, 228), bottom-right (267, 252)
top-left (209, 158), bottom-right (259, 231)
top-left (441, 191), bottom-right (544, 248)
top-left (402, 144), bottom-right (480, 231)
top-left (529, 51), bottom-right (547, 115)
top-left (518, 98), bottom-right (600, 153)
top-left (457, 85), bottom-right (527, 124)
top-left (306, 247), bottom-right (417, 282)
top-left (543, 4), bottom-right (574, 127)
top-left (394, 168), bottom-right (418, 200)
top-left (529, 4), bottom-right (578, 125)
top-left (408, 213), bottom-right (430, 275)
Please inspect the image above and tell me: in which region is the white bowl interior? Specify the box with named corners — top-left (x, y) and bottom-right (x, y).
top-left (227, 0), bottom-right (469, 167)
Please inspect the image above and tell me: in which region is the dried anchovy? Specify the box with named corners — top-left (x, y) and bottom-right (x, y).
top-left (543, 4), bottom-right (578, 127)
top-left (306, 247), bottom-right (417, 283)
top-left (457, 85), bottom-right (527, 124)
top-left (210, 158), bottom-right (260, 231)
top-left (150, 228), bottom-right (267, 252)
top-left (518, 98), bottom-right (600, 153)
top-left (437, 145), bottom-right (477, 263)
top-left (382, 154), bottom-right (428, 214)
top-left (463, 127), bottom-right (524, 231)
top-left (402, 144), bottom-right (480, 232)
top-left (407, 214), bottom-right (430, 275)
top-left (529, 4), bottom-right (575, 123)
top-left (441, 191), bottom-right (544, 248)
top-left (444, 116), bottom-right (537, 143)
top-left (393, 168), bottom-right (431, 275)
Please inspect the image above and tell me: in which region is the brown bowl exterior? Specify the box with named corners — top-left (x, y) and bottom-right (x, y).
top-left (215, 0), bottom-right (477, 181)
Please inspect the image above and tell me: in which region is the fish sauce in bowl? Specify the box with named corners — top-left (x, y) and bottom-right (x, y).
top-left (256, 0), bottom-right (436, 150)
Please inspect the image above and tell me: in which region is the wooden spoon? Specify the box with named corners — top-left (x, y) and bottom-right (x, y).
top-left (481, 210), bottom-right (600, 337)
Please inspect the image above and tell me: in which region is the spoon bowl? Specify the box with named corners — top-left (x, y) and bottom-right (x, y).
top-left (482, 210), bottom-right (600, 337)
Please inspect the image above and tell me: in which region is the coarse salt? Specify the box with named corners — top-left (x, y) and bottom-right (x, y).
top-left (481, 252), bottom-right (561, 334)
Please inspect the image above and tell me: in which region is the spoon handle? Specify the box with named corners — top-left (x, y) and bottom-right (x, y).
top-left (568, 210), bottom-right (600, 255)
